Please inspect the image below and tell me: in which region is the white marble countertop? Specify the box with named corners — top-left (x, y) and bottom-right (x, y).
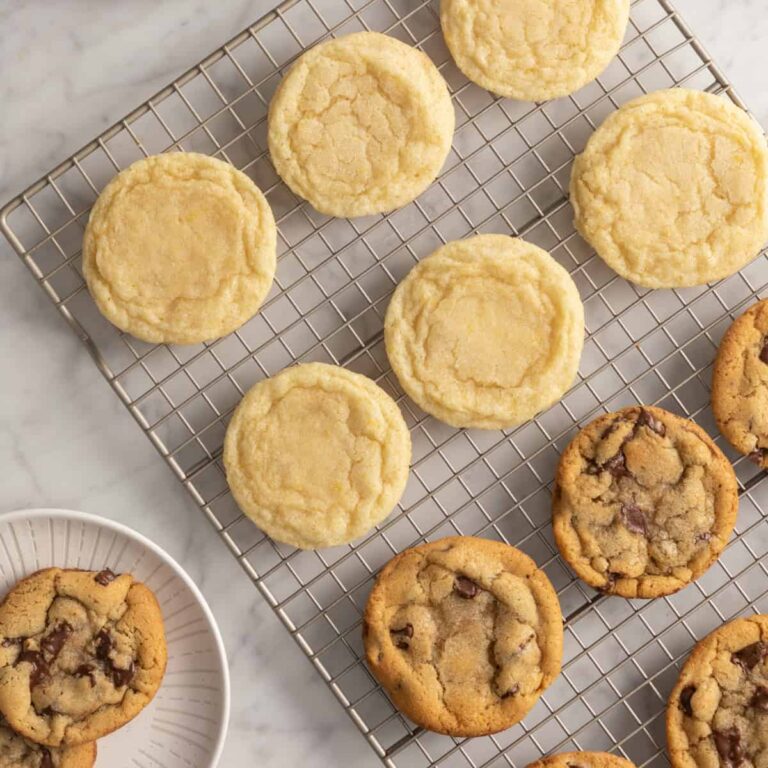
top-left (0, 1), bottom-right (766, 765)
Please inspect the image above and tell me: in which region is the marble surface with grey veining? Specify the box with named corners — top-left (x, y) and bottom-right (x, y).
top-left (0, 1), bottom-right (766, 765)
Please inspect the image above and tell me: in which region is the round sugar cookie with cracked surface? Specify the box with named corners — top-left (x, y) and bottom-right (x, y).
top-left (552, 406), bottom-right (738, 599)
top-left (526, 752), bottom-right (637, 768)
top-left (667, 614), bottom-right (768, 768)
top-left (0, 714), bottom-right (96, 768)
top-left (441, 0), bottom-right (630, 102)
top-left (83, 152), bottom-right (276, 344)
top-left (0, 568), bottom-right (167, 747)
top-left (570, 89), bottom-right (768, 288)
top-left (267, 31), bottom-right (454, 218)
top-left (712, 299), bottom-right (768, 469)
top-left (363, 536), bottom-right (563, 736)
top-left (223, 363), bottom-right (412, 550)
top-left (384, 234), bottom-right (584, 430)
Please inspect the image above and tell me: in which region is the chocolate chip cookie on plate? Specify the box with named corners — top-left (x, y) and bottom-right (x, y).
top-left (0, 713), bottom-right (96, 767)
top-left (553, 406), bottom-right (738, 598)
top-left (364, 536), bottom-right (563, 736)
top-left (667, 614), bottom-right (768, 768)
top-left (0, 568), bottom-right (166, 747)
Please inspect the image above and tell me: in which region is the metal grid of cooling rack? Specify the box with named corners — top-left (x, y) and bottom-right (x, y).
top-left (3, 1), bottom-right (768, 767)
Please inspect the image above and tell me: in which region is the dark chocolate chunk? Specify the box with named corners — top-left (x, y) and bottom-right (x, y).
top-left (759, 339), bottom-right (768, 365)
top-left (0, 637), bottom-right (20, 648)
top-left (40, 751), bottom-right (54, 768)
top-left (601, 572), bottom-right (621, 593)
top-left (15, 650), bottom-right (49, 689)
top-left (695, 531), bottom-right (712, 543)
top-left (75, 663), bottom-right (96, 687)
top-left (40, 621), bottom-right (72, 662)
top-left (111, 662), bottom-right (135, 688)
top-left (395, 640), bottom-right (409, 650)
top-left (390, 624), bottom-right (413, 639)
top-left (748, 448), bottom-right (768, 466)
top-left (603, 451), bottom-right (629, 478)
top-left (679, 685), bottom-right (696, 716)
top-left (732, 641), bottom-right (767, 671)
top-left (454, 576), bottom-right (480, 599)
top-left (713, 727), bottom-right (744, 768)
top-left (500, 683), bottom-right (520, 699)
top-left (620, 503), bottom-right (647, 536)
top-left (637, 409), bottom-right (666, 437)
top-left (95, 568), bottom-right (117, 586)
top-left (751, 686), bottom-right (768, 711)
top-left (94, 630), bottom-right (112, 661)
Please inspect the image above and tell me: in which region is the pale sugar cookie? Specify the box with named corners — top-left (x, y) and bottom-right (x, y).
top-left (267, 32), bottom-right (454, 217)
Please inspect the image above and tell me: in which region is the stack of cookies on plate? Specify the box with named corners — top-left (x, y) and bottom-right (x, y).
top-left (77, 0), bottom-right (768, 764)
top-left (0, 568), bottom-right (166, 767)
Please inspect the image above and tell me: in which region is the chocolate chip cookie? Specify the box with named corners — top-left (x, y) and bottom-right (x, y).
top-left (712, 299), bottom-right (768, 469)
top-left (667, 614), bottom-right (768, 768)
top-left (553, 406), bottom-right (738, 598)
top-left (0, 568), bottom-right (167, 747)
top-left (0, 714), bottom-right (95, 768)
top-left (525, 752), bottom-right (637, 768)
top-left (363, 536), bottom-right (563, 736)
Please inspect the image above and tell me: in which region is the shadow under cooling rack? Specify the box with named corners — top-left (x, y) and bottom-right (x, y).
top-left (3, 1), bottom-right (768, 767)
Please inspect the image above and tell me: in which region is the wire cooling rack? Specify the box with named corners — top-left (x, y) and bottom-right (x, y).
top-left (3, 1), bottom-right (768, 766)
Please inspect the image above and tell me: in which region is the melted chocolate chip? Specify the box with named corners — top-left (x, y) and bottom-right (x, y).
top-left (395, 640), bottom-right (409, 650)
top-left (603, 451), bottom-right (629, 478)
top-left (679, 685), bottom-right (696, 716)
top-left (15, 650), bottom-right (49, 689)
top-left (751, 686), bottom-right (768, 711)
top-left (637, 409), bottom-right (666, 436)
top-left (111, 662), bottom-right (135, 688)
top-left (713, 727), bottom-right (744, 768)
top-left (94, 630), bottom-right (112, 661)
top-left (500, 683), bottom-right (520, 699)
top-left (390, 624), bottom-right (413, 639)
top-left (748, 448), bottom-right (768, 466)
top-left (732, 641), bottom-right (768, 671)
top-left (601, 572), bottom-right (621, 593)
top-left (40, 751), bottom-right (54, 768)
top-left (0, 637), bottom-right (19, 647)
top-left (620, 503), bottom-right (647, 536)
top-left (454, 576), bottom-right (480, 599)
top-left (75, 663), bottom-right (96, 687)
top-left (92, 630), bottom-right (135, 688)
top-left (40, 621), bottom-right (72, 662)
top-left (95, 568), bottom-right (117, 586)
top-left (759, 339), bottom-right (768, 365)
top-left (696, 531), bottom-right (712, 543)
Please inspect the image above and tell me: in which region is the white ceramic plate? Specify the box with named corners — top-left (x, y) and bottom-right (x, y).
top-left (0, 508), bottom-right (230, 768)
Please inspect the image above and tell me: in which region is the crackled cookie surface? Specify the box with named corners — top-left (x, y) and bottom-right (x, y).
top-left (0, 568), bottom-right (166, 747)
top-left (83, 152), bottom-right (276, 344)
top-left (570, 89), bottom-right (768, 288)
top-left (553, 406), bottom-right (738, 598)
top-left (526, 752), bottom-right (637, 768)
top-left (384, 234), bottom-right (584, 429)
top-left (224, 363), bottom-right (412, 550)
top-left (667, 615), bottom-right (768, 768)
top-left (441, 0), bottom-right (630, 101)
top-left (0, 715), bottom-right (95, 768)
top-left (712, 299), bottom-right (768, 469)
top-left (364, 536), bottom-right (563, 736)
top-left (267, 31), bottom-right (454, 217)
